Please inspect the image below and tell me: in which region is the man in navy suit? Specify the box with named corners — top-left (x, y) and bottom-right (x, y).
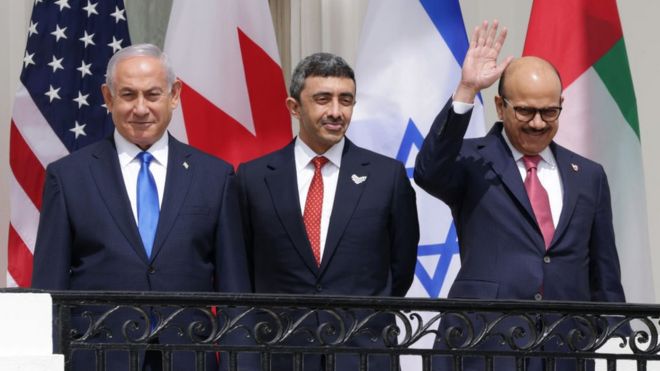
top-left (237, 53), bottom-right (420, 370)
top-left (414, 21), bottom-right (626, 370)
top-left (31, 44), bottom-right (249, 371)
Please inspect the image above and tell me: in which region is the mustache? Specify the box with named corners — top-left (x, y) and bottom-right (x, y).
top-left (522, 126), bottom-right (551, 134)
top-left (322, 118), bottom-right (344, 125)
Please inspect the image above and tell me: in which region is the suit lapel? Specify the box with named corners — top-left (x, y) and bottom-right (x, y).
top-left (150, 135), bottom-right (193, 261)
top-left (550, 143), bottom-right (580, 246)
top-left (264, 143), bottom-right (320, 274)
top-left (481, 124), bottom-right (536, 223)
top-left (89, 138), bottom-right (149, 262)
top-left (320, 140), bottom-right (368, 275)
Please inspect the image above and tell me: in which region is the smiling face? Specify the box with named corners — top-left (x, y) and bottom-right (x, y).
top-left (495, 57), bottom-right (563, 156)
top-left (101, 55), bottom-right (181, 150)
top-left (287, 76), bottom-right (356, 154)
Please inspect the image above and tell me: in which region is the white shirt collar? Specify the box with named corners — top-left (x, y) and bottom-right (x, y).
top-left (501, 127), bottom-right (556, 167)
top-left (114, 130), bottom-right (169, 168)
top-left (294, 137), bottom-right (345, 172)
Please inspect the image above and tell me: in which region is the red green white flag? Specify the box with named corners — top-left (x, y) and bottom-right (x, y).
top-left (524, 0), bottom-right (652, 302)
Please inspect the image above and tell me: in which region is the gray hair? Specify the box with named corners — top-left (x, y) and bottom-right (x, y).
top-left (105, 43), bottom-right (176, 93)
top-left (289, 52), bottom-right (355, 101)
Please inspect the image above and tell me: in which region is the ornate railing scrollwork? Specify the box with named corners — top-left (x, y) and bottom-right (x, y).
top-left (4, 289), bottom-right (660, 370)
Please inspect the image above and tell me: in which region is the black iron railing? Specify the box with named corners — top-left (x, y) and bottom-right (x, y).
top-left (6, 289), bottom-right (660, 370)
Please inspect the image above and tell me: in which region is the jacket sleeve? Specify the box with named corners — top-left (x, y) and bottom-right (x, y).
top-left (216, 165), bottom-right (260, 371)
top-left (388, 162), bottom-right (420, 297)
top-left (235, 163), bottom-right (255, 292)
top-left (588, 166), bottom-right (626, 303)
top-left (214, 166), bottom-right (252, 294)
top-left (413, 98), bottom-right (473, 205)
top-left (32, 164), bottom-right (72, 290)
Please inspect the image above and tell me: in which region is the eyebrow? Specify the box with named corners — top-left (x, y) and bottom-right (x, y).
top-left (312, 91), bottom-right (354, 97)
top-left (504, 100), bottom-right (561, 110)
top-left (118, 86), bottom-right (165, 93)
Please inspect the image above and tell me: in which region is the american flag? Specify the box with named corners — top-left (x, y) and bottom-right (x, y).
top-left (8, 0), bottom-right (131, 287)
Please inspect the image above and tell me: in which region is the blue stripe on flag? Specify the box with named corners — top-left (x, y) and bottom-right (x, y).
top-left (419, 0), bottom-right (470, 66)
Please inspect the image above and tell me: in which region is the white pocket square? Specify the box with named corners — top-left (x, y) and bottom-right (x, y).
top-left (351, 174), bottom-right (367, 184)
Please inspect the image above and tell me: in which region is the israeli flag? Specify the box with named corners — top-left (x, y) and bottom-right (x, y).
top-left (349, 0), bottom-right (484, 364)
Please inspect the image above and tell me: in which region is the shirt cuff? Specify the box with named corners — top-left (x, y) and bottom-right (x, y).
top-left (452, 101), bottom-right (474, 114)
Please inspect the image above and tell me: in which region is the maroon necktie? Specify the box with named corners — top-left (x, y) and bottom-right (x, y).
top-left (523, 155), bottom-right (555, 249)
top-left (303, 156), bottom-right (329, 266)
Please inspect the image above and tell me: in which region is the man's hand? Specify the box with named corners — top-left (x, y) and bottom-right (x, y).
top-left (454, 20), bottom-right (513, 103)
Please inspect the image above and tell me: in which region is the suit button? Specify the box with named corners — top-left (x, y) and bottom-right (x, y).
top-left (148, 266), bottom-right (156, 274)
top-left (315, 284), bottom-right (322, 292)
top-left (543, 256), bottom-right (551, 263)
top-left (534, 293), bottom-right (543, 301)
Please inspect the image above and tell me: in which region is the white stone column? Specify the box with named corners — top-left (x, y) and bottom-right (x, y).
top-left (0, 293), bottom-right (63, 371)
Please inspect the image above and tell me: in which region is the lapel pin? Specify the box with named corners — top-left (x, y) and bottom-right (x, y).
top-left (351, 174), bottom-right (367, 184)
top-left (183, 161), bottom-right (189, 169)
top-left (571, 163), bottom-right (579, 172)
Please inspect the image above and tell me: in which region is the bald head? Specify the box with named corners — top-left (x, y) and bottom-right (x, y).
top-left (498, 56), bottom-right (562, 99)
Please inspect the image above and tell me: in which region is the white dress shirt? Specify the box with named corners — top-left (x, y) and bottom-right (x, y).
top-left (114, 131), bottom-right (169, 224)
top-left (452, 101), bottom-right (563, 227)
top-left (294, 137), bottom-right (344, 259)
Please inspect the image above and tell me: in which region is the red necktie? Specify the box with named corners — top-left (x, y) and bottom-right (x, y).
top-left (303, 156), bottom-right (329, 266)
top-left (523, 155), bottom-right (555, 249)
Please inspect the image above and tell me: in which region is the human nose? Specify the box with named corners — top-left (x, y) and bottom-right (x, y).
top-left (528, 111), bottom-right (546, 129)
top-left (133, 95), bottom-right (149, 116)
top-left (326, 98), bottom-right (341, 119)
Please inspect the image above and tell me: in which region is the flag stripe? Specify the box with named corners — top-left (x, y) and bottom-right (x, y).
top-left (419, 0), bottom-right (469, 65)
top-left (12, 84), bottom-right (69, 166)
top-left (523, 0), bottom-right (623, 87)
top-left (6, 274), bottom-right (18, 288)
top-left (9, 121), bottom-right (46, 210)
top-left (593, 39), bottom-right (640, 137)
top-left (10, 172), bottom-right (41, 254)
top-left (7, 225), bottom-right (33, 288)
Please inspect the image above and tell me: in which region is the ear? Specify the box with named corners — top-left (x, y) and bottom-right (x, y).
top-left (286, 97), bottom-right (301, 119)
top-left (494, 95), bottom-right (505, 120)
top-left (169, 79), bottom-right (183, 109)
top-left (101, 84), bottom-right (113, 111)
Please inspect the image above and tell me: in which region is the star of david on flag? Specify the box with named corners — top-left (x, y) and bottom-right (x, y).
top-left (350, 1), bottom-right (485, 368)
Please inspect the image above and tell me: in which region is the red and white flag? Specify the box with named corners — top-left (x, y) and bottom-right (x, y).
top-left (164, 0), bottom-right (292, 168)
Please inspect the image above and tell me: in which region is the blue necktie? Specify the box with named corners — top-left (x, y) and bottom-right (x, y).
top-left (137, 151), bottom-right (159, 258)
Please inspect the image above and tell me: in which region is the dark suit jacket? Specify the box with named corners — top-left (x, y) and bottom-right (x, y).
top-left (31, 133), bottom-right (250, 370)
top-left (237, 138), bottom-right (419, 370)
top-left (414, 99), bottom-right (625, 371)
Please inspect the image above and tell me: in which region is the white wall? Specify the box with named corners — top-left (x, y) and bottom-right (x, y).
top-left (2, 1), bottom-right (659, 301)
